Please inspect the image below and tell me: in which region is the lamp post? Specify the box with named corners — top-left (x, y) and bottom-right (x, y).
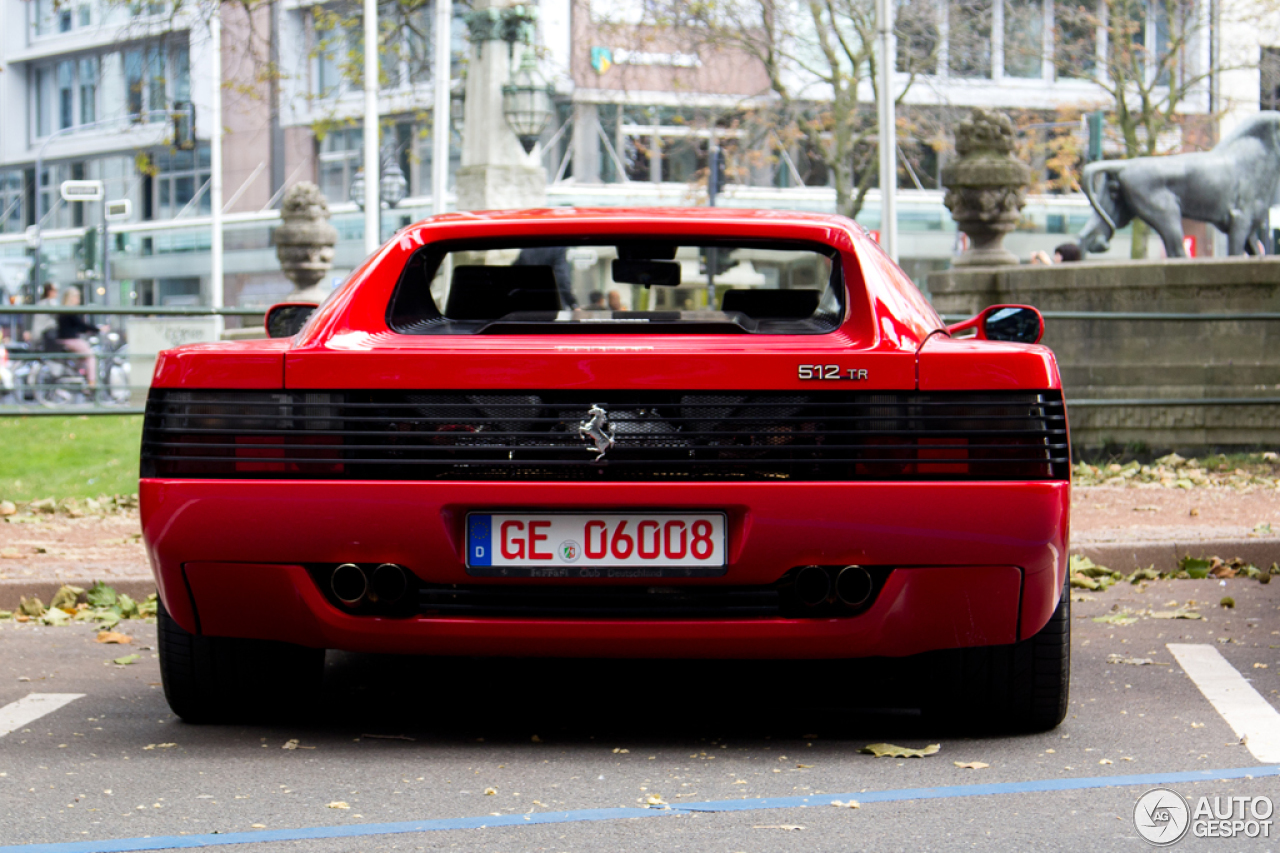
top-left (501, 51), bottom-right (554, 154)
top-left (350, 144), bottom-right (408, 223)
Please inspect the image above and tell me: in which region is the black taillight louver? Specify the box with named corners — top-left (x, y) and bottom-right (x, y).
top-left (141, 389), bottom-right (1069, 481)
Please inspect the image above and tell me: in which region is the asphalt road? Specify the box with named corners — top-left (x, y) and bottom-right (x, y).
top-left (1, 577), bottom-right (1278, 853)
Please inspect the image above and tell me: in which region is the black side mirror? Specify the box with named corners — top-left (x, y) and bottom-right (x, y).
top-left (265, 302), bottom-right (319, 338)
top-left (946, 304), bottom-right (1044, 344)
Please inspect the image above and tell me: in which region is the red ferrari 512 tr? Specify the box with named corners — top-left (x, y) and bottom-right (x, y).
top-left (141, 208), bottom-right (1070, 728)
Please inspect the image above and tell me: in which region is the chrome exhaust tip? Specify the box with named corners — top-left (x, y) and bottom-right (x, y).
top-left (835, 565), bottom-right (873, 607)
top-left (795, 565), bottom-right (832, 607)
top-left (370, 563), bottom-right (408, 604)
top-left (331, 563), bottom-right (368, 606)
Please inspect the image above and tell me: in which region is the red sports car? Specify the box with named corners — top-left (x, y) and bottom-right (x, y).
top-left (141, 208), bottom-right (1070, 728)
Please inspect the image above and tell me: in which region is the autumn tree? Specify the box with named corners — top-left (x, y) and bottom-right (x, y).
top-left (682, 0), bottom-right (941, 219)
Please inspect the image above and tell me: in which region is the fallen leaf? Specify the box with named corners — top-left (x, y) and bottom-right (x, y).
top-left (326, 802), bottom-right (350, 809)
top-left (1, 547), bottom-right (22, 559)
top-left (860, 743), bottom-right (940, 759)
top-left (830, 800), bottom-right (860, 808)
top-left (1254, 663), bottom-right (1269, 669)
top-left (484, 787), bottom-right (497, 796)
top-left (112, 654), bottom-right (139, 666)
top-left (17, 596), bottom-right (44, 618)
top-left (96, 631), bottom-right (132, 645)
top-left (1092, 613), bottom-right (1138, 625)
top-left (612, 748), bottom-right (629, 754)
top-left (251, 824), bottom-right (265, 829)
top-left (40, 608), bottom-right (70, 626)
top-left (645, 795), bottom-right (667, 806)
top-left (86, 582), bottom-right (118, 610)
top-left (1150, 609), bottom-right (1203, 620)
top-left (954, 761), bottom-right (989, 770)
top-left (1220, 597), bottom-right (1236, 609)
top-left (0, 500), bottom-right (16, 516)
top-left (282, 739), bottom-right (299, 750)
top-left (531, 735), bottom-right (542, 743)
top-left (795, 763), bottom-right (813, 769)
top-left (1106, 654), bottom-right (1167, 666)
top-left (49, 585), bottom-right (84, 610)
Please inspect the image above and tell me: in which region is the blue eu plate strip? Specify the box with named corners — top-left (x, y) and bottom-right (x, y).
top-left (467, 514), bottom-right (492, 566)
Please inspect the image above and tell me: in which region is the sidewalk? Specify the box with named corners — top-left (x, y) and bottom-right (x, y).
top-left (1, 484), bottom-right (1277, 609)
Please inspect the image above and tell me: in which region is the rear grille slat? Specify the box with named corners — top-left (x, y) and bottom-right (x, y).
top-left (142, 389), bottom-right (1069, 481)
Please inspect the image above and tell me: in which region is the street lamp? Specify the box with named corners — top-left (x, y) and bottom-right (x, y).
top-left (350, 144), bottom-right (408, 210)
top-left (502, 51), bottom-right (554, 154)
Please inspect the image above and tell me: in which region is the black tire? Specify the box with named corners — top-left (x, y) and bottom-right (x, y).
top-left (926, 582), bottom-right (1070, 732)
top-left (157, 599), bottom-right (325, 724)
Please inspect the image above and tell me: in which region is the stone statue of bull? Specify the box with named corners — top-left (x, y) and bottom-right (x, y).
top-left (1077, 111), bottom-right (1280, 257)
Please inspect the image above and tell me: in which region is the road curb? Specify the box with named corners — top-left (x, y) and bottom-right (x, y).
top-left (0, 578), bottom-right (156, 611)
top-left (1070, 538), bottom-right (1280, 572)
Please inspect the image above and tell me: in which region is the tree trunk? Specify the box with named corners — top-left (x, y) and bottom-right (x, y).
top-left (1130, 218), bottom-right (1149, 259)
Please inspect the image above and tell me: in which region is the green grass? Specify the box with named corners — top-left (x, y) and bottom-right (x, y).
top-left (0, 415), bottom-right (142, 501)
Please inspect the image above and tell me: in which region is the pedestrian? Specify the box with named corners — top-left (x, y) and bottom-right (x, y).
top-left (29, 282), bottom-right (58, 344)
top-left (1053, 242), bottom-right (1082, 263)
top-left (56, 286), bottom-right (102, 391)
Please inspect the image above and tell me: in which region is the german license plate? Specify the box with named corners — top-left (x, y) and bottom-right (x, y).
top-left (465, 513), bottom-right (727, 578)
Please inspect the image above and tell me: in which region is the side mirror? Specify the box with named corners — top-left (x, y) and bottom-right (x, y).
top-left (265, 302), bottom-right (319, 338)
top-left (946, 305), bottom-right (1044, 344)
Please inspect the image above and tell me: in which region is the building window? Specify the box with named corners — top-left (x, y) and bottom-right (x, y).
top-left (58, 61), bottom-right (75, 131)
top-left (32, 0), bottom-right (106, 37)
top-left (312, 2), bottom-right (467, 99)
top-left (150, 145), bottom-right (212, 220)
top-left (318, 127), bottom-right (364, 202)
top-left (79, 57), bottom-right (98, 125)
top-left (897, 0), bottom-right (940, 74)
top-left (1056, 0), bottom-right (1098, 80)
top-left (31, 53), bottom-right (106, 140)
top-left (948, 0), bottom-right (994, 78)
top-left (1004, 0), bottom-right (1044, 78)
top-left (1263, 47), bottom-right (1280, 110)
top-left (123, 43), bottom-right (188, 122)
top-left (0, 171), bottom-right (24, 235)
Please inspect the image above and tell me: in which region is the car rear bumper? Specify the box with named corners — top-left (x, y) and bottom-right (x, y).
top-left (141, 479), bottom-right (1069, 659)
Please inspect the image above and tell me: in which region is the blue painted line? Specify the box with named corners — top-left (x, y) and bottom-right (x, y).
top-left (4, 765), bottom-right (1277, 853)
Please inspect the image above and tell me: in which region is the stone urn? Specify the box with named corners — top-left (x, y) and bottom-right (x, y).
top-left (941, 109), bottom-right (1031, 267)
top-left (274, 182), bottom-right (338, 301)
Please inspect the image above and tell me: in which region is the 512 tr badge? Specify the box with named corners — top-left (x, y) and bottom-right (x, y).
top-left (798, 364), bottom-right (869, 381)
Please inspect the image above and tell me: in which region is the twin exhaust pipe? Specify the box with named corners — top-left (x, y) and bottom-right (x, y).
top-left (795, 564), bottom-right (873, 608)
top-left (331, 563), bottom-right (409, 607)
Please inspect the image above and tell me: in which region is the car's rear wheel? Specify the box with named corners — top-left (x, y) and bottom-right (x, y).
top-left (157, 599), bottom-right (325, 723)
top-left (926, 581), bottom-right (1070, 732)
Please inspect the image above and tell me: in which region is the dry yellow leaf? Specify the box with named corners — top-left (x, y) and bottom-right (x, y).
top-left (326, 802), bottom-right (350, 809)
top-left (96, 631), bottom-right (132, 644)
top-left (953, 761), bottom-right (989, 770)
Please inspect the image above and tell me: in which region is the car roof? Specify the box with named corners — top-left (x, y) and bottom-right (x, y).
top-left (391, 207), bottom-right (866, 246)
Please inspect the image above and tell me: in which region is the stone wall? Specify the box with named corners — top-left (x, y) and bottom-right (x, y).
top-left (927, 258), bottom-right (1280, 453)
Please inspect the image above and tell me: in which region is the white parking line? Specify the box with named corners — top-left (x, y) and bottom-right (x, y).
top-left (0, 693), bottom-right (85, 738)
top-left (1168, 643), bottom-right (1280, 764)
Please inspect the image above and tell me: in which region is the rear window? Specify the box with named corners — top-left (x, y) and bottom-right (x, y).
top-left (387, 238), bottom-right (844, 335)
